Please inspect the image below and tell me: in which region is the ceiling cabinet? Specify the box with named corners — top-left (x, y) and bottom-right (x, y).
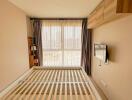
top-left (116, 0), bottom-right (132, 13)
top-left (88, 0), bottom-right (132, 29)
top-left (96, 2), bottom-right (104, 25)
top-left (88, 10), bottom-right (97, 28)
top-left (104, 0), bottom-right (116, 21)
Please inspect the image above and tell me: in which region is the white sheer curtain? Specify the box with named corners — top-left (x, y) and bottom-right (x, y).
top-left (42, 20), bottom-right (82, 67)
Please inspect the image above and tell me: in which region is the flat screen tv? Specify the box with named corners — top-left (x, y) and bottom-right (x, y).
top-left (94, 44), bottom-right (108, 63)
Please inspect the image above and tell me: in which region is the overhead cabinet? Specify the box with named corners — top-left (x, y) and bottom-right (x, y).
top-left (116, 0), bottom-right (132, 13)
top-left (88, 0), bottom-right (132, 28)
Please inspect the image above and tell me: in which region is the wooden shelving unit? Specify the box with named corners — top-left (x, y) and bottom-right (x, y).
top-left (27, 37), bottom-right (39, 68)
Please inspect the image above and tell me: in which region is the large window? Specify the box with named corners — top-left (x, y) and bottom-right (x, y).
top-left (42, 20), bottom-right (82, 67)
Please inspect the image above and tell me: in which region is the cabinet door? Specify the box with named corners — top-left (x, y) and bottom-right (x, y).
top-left (117, 0), bottom-right (132, 13)
top-left (88, 10), bottom-right (97, 28)
top-left (104, 0), bottom-right (117, 21)
top-left (88, 1), bottom-right (104, 28)
top-left (96, 1), bottom-right (104, 26)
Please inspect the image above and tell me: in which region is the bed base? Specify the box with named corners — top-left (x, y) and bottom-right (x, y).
top-left (0, 66), bottom-right (105, 100)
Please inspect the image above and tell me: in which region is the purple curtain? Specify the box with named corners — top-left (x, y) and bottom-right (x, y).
top-left (81, 19), bottom-right (92, 75)
top-left (33, 20), bottom-right (43, 66)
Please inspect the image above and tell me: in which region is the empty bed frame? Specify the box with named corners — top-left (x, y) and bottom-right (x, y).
top-left (0, 67), bottom-right (105, 100)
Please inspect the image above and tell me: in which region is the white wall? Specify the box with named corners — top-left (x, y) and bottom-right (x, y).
top-left (92, 15), bottom-right (132, 100)
top-left (0, 0), bottom-right (29, 91)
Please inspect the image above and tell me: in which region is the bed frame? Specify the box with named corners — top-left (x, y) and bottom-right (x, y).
top-left (0, 66), bottom-right (106, 100)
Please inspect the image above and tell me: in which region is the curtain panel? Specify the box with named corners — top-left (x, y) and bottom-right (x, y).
top-left (81, 19), bottom-right (92, 75)
top-left (41, 20), bottom-right (82, 66)
top-left (32, 20), bottom-right (43, 66)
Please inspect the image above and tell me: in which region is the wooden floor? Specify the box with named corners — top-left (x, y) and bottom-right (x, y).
top-left (1, 67), bottom-right (93, 100)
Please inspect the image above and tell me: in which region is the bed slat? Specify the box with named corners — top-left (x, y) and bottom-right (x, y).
top-left (1, 67), bottom-right (93, 100)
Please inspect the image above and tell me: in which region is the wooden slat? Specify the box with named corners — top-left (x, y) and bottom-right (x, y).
top-left (35, 70), bottom-right (50, 99)
top-left (18, 70), bottom-right (42, 99)
top-left (1, 67), bottom-right (96, 100)
top-left (33, 66), bottom-right (82, 70)
top-left (3, 70), bottom-right (38, 100)
top-left (73, 83), bottom-right (79, 100)
top-left (40, 70), bottom-right (53, 99)
top-left (27, 70), bottom-right (46, 99)
top-left (74, 70), bottom-right (84, 100)
top-left (77, 70), bottom-right (91, 100)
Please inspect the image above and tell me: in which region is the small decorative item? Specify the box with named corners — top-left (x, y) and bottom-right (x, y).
top-left (31, 45), bottom-right (37, 57)
top-left (31, 45), bottom-right (37, 51)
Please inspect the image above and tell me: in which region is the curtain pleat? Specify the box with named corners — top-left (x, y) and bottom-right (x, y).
top-left (81, 19), bottom-right (92, 75)
top-left (33, 20), bottom-right (43, 66)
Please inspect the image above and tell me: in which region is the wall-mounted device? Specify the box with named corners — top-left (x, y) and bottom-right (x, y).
top-left (94, 44), bottom-right (108, 65)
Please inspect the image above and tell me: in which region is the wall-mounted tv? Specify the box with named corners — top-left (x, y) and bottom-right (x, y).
top-left (94, 44), bottom-right (108, 63)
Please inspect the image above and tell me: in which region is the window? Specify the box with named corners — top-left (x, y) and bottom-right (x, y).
top-left (42, 20), bottom-right (82, 67)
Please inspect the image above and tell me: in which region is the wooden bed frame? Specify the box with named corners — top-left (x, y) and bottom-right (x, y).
top-left (0, 66), bottom-right (106, 100)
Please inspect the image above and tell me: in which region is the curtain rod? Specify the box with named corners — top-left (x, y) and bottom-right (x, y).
top-left (30, 18), bottom-right (87, 20)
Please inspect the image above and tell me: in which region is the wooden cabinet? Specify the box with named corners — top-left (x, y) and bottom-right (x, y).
top-left (104, 0), bottom-right (116, 21)
top-left (88, 1), bottom-right (104, 28)
top-left (117, 0), bottom-right (132, 13)
top-left (28, 37), bottom-right (34, 68)
top-left (88, 10), bottom-right (97, 28)
top-left (88, 0), bottom-right (132, 28)
top-left (96, 1), bottom-right (104, 25)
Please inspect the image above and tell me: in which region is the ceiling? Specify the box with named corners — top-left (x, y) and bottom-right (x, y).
top-left (8, 0), bottom-right (102, 18)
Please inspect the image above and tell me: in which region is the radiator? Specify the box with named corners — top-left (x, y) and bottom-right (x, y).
top-left (0, 67), bottom-right (104, 100)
